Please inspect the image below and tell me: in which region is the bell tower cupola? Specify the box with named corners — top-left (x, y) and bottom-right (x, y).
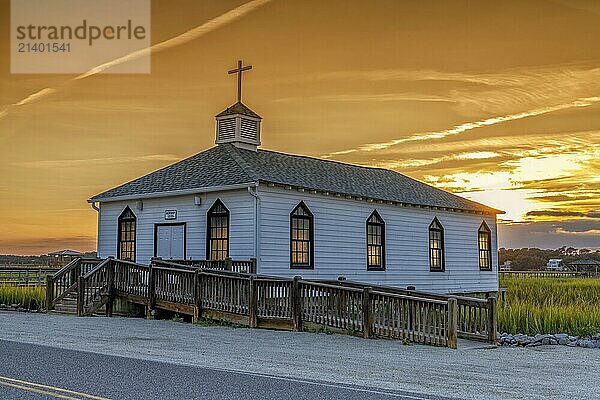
top-left (215, 60), bottom-right (262, 151)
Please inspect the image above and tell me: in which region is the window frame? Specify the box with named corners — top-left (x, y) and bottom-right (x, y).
top-left (478, 221), bottom-right (492, 271)
top-left (206, 199), bottom-right (230, 261)
top-left (290, 201), bottom-right (314, 269)
top-left (117, 206), bottom-right (136, 262)
top-left (428, 217), bottom-right (445, 272)
top-left (366, 210), bottom-right (386, 271)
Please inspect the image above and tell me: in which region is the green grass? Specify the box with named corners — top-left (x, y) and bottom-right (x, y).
top-left (498, 277), bottom-right (600, 337)
top-left (0, 286), bottom-right (46, 310)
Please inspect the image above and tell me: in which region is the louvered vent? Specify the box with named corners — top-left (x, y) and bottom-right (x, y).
top-left (217, 118), bottom-right (236, 141)
top-left (240, 119), bottom-right (259, 141)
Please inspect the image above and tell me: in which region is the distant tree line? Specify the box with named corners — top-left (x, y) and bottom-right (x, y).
top-left (0, 252), bottom-right (97, 266)
top-left (499, 247), bottom-right (600, 271)
top-left (2, 248), bottom-right (598, 270)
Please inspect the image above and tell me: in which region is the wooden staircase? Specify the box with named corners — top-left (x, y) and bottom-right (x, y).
top-left (52, 286), bottom-right (107, 315)
top-left (47, 257), bottom-right (110, 316)
top-left (53, 288), bottom-right (78, 314)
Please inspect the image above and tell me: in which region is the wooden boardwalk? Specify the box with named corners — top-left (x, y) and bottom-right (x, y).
top-left (46, 257), bottom-right (497, 349)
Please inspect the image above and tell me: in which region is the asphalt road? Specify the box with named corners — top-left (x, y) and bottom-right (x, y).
top-left (2, 312), bottom-right (598, 400)
top-left (0, 339), bottom-right (453, 400)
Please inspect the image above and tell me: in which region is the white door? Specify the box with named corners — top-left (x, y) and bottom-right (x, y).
top-left (156, 224), bottom-right (185, 259)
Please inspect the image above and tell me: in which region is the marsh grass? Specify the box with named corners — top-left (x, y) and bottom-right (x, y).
top-left (498, 278), bottom-right (600, 337)
top-left (0, 286), bottom-right (45, 310)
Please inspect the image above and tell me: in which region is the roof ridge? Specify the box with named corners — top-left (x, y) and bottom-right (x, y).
top-left (254, 147), bottom-right (394, 173)
top-left (221, 144), bottom-right (257, 181)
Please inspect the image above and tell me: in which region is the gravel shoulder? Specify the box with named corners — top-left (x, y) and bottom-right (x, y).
top-left (1, 311), bottom-right (598, 400)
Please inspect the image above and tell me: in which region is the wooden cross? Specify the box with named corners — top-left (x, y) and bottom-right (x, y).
top-left (228, 60), bottom-right (252, 102)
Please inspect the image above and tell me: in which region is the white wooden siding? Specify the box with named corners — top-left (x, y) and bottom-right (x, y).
top-left (96, 184), bottom-right (499, 294)
top-left (97, 189), bottom-right (255, 266)
top-left (257, 185), bottom-right (498, 294)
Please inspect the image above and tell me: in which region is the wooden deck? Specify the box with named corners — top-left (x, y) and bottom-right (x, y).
top-left (46, 257), bottom-right (498, 349)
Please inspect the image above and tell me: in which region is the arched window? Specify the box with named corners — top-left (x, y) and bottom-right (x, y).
top-left (478, 221), bottom-right (492, 270)
top-left (290, 202), bottom-right (313, 269)
top-left (429, 218), bottom-right (445, 272)
top-left (366, 211), bottom-right (385, 270)
top-left (118, 207), bottom-right (136, 261)
top-left (207, 199), bottom-right (229, 260)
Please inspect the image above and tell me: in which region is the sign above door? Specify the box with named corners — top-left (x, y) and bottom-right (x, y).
top-left (164, 210), bottom-right (177, 220)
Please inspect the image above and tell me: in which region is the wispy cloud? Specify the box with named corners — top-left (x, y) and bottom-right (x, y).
top-left (0, 0), bottom-right (273, 120)
top-left (325, 96), bottom-right (600, 155)
top-left (13, 154), bottom-right (180, 168)
top-left (272, 64), bottom-right (600, 113)
top-left (526, 210), bottom-right (600, 219)
top-left (371, 151), bottom-right (501, 169)
top-left (275, 93), bottom-right (454, 103)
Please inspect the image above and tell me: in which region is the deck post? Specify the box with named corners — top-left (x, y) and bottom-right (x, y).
top-left (499, 287), bottom-right (507, 306)
top-left (45, 275), bottom-right (53, 312)
top-left (291, 276), bottom-right (302, 331)
top-left (147, 260), bottom-right (156, 319)
top-left (225, 257), bottom-right (233, 272)
top-left (250, 258), bottom-right (257, 274)
top-left (447, 297), bottom-right (458, 349)
top-left (76, 275), bottom-right (84, 317)
top-left (248, 275), bottom-right (257, 328)
top-left (193, 269), bottom-right (202, 323)
top-left (105, 259), bottom-right (115, 317)
top-left (362, 287), bottom-right (373, 339)
top-left (487, 296), bottom-right (498, 344)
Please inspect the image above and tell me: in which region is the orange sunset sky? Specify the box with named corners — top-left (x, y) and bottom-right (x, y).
top-left (1, 0), bottom-right (599, 254)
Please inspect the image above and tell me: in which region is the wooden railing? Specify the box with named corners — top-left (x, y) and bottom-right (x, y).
top-left (256, 277), bottom-right (293, 320)
top-left (370, 290), bottom-right (449, 346)
top-left (54, 257), bottom-right (500, 348)
top-left (200, 270), bottom-right (250, 318)
top-left (454, 296), bottom-right (496, 342)
top-left (300, 281), bottom-right (363, 333)
top-left (114, 259), bottom-right (149, 299)
top-left (78, 258), bottom-right (113, 316)
top-left (499, 271), bottom-right (597, 279)
top-left (154, 264), bottom-right (195, 305)
top-left (324, 279), bottom-right (497, 344)
top-left (147, 261), bottom-right (458, 347)
top-left (166, 258), bottom-right (257, 274)
top-left (0, 267), bottom-right (59, 287)
top-left (46, 257), bottom-right (102, 310)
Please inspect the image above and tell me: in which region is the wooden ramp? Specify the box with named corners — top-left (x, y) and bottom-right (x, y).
top-left (46, 257), bottom-right (498, 349)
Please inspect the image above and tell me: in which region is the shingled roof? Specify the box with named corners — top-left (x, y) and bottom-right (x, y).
top-left (90, 144), bottom-right (502, 214)
top-left (215, 102), bottom-right (262, 119)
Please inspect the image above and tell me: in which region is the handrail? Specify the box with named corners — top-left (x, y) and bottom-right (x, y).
top-left (199, 269), bottom-right (252, 279)
top-left (113, 258), bottom-right (148, 268)
top-left (370, 289), bottom-right (448, 305)
top-left (327, 278), bottom-right (489, 304)
top-left (82, 258), bottom-right (112, 279)
top-left (152, 265), bottom-right (196, 274)
top-left (301, 280), bottom-right (364, 293)
top-left (52, 257), bottom-right (81, 279)
top-left (324, 278), bottom-right (450, 301)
